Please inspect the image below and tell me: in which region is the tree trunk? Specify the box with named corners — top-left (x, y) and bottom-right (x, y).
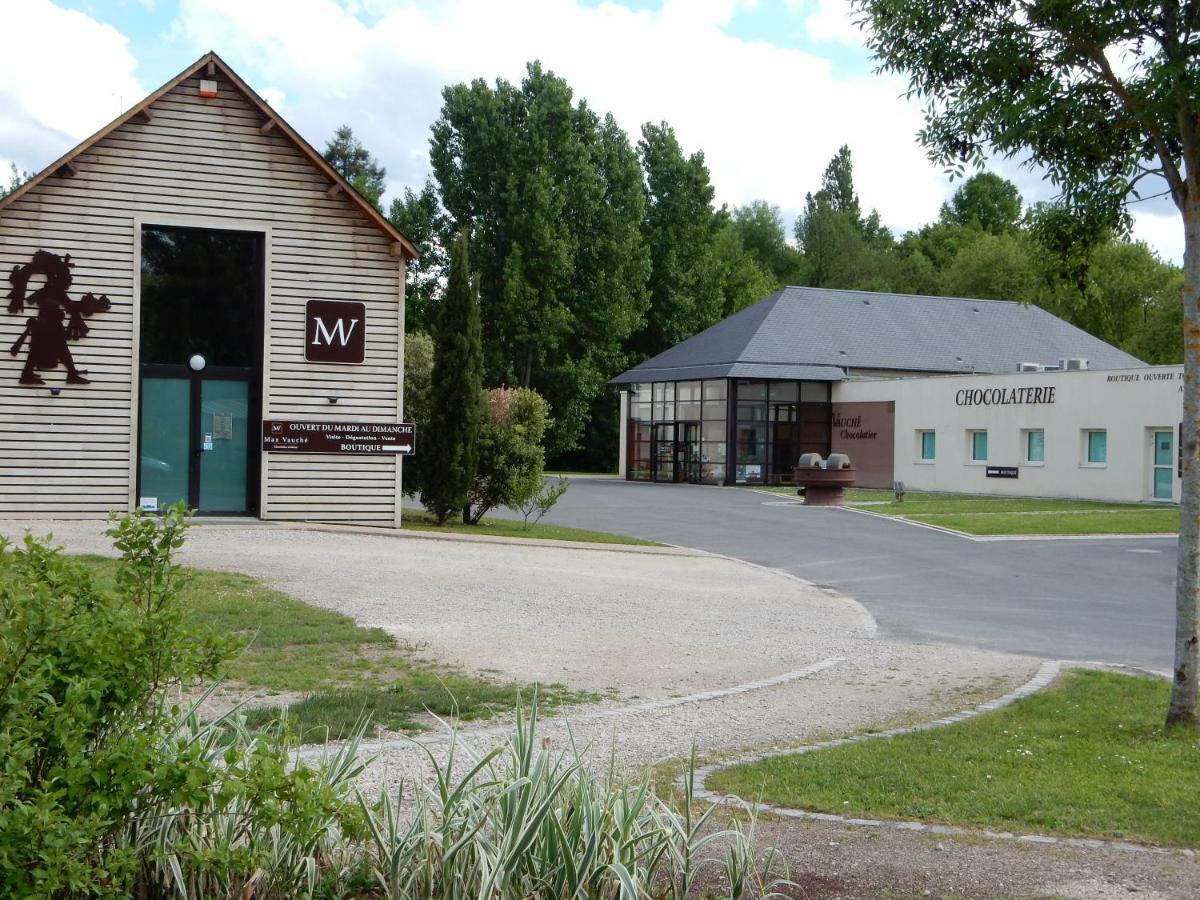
top-left (1168, 196), bottom-right (1200, 727)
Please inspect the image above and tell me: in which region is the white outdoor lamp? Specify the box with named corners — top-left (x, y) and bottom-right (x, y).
top-left (188, 353), bottom-right (207, 373)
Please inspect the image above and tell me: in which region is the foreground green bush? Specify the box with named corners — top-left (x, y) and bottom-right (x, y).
top-left (0, 511), bottom-right (788, 898)
top-left (0, 508), bottom-right (362, 896)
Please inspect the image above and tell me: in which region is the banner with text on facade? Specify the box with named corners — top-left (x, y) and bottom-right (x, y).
top-left (261, 420), bottom-right (416, 454)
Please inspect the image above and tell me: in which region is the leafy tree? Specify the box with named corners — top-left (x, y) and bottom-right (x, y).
top-left (815, 145), bottom-right (862, 220)
top-left (402, 331), bottom-right (434, 498)
top-left (795, 200), bottom-right (871, 288)
top-left (795, 146), bottom-right (894, 288)
top-left (420, 233), bottom-right (484, 525)
top-left (939, 231), bottom-right (1040, 301)
top-left (1128, 272), bottom-right (1185, 364)
top-left (941, 172), bottom-right (1023, 234)
top-left (1, 163), bottom-right (29, 199)
top-left (855, 0), bottom-right (1200, 724)
top-left (466, 387), bottom-right (551, 523)
top-left (389, 178), bottom-right (451, 333)
top-left (631, 121), bottom-right (725, 358)
top-left (323, 124), bottom-right (387, 208)
top-left (732, 201), bottom-right (807, 286)
top-left (713, 217), bottom-right (778, 315)
top-left (430, 63), bottom-right (649, 456)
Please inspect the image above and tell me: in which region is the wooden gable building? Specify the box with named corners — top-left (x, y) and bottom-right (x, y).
top-left (0, 52), bottom-right (417, 525)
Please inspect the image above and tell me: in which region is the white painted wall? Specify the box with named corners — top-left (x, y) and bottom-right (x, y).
top-left (833, 366), bottom-right (1183, 503)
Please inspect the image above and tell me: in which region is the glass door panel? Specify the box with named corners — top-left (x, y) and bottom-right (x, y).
top-left (1153, 430), bottom-right (1173, 500)
top-left (652, 424), bottom-right (675, 482)
top-left (678, 422), bottom-right (701, 484)
top-left (139, 377), bottom-right (190, 509)
top-left (199, 379), bottom-right (251, 512)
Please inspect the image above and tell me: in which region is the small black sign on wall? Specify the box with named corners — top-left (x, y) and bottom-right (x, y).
top-left (986, 466), bottom-right (1019, 478)
top-left (305, 299), bottom-right (365, 363)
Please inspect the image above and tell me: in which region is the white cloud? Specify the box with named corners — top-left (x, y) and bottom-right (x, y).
top-left (5, 0), bottom-right (1182, 265)
top-left (1131, 209), bottom-right (1184, 264)
top-left (794, 0), bottom-right (865, 46)
top-left (0, 0), bottom-right (144, 174)
top-left (156, 0), bottom-right (945, 235)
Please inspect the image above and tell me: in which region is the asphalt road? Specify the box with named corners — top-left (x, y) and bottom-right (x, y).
top-left (497, 478), bottom-right (1178, 670)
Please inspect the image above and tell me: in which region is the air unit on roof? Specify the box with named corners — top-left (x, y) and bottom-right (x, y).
top-left (1017, 362), bottom-right (1042, 372)
top-left (1064, 357), bottom-right (1089, 371)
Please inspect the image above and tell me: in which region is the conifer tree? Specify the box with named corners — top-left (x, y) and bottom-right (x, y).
top-left (420, 232), bottom-right (484, 525)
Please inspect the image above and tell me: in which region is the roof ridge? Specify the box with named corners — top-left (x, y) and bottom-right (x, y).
top-left (781, 285), bottom-right (1021, 306)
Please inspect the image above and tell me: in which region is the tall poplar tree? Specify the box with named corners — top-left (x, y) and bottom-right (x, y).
top-left (430, 63), bottom-right (649, 456)
top-left (631, 122), bottom-right (725, 358)
top-left (420, 232), bottom-right (484, 526)
top-left (856, 0), bottom-right (1200, 726)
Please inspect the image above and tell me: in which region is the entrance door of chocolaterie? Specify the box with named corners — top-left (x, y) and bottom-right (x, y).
top-left (137, 225), bottom-right (263, 515)
top-left (1152, 429), bottom-right (1174, 500)
top-left (676, 422), bottom-right (701, 484)
top-left (651, 423), bottom-right (676, 482)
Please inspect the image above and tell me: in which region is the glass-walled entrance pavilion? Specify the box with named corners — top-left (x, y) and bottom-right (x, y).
top-left (625, 378), bottom-right (833, 485)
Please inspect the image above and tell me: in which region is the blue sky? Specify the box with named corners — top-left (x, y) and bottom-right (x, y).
top-left (2, 0), bottom-right (1184, 261)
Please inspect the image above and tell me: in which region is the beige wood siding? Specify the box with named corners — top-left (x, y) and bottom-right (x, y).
top-left (0, 73), bottom-right (403, 524)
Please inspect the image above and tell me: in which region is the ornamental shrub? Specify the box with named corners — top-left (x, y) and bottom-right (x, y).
top-left (465, 386), bottom-right (551, 523)
top-left (0, 508), bottom-right (362, 897)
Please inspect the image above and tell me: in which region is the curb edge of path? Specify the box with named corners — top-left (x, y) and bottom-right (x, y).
top-left (686, 660), bottom-right (1193, 857)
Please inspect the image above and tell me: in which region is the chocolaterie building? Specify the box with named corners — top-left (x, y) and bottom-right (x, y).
top-left (614, 287), bottom-right (1182, 504)
top-left (0, 53), bottom-right (417, 525)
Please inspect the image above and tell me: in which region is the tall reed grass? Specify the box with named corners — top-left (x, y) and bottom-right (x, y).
top-left (125, 695), bottom-right (790, 899)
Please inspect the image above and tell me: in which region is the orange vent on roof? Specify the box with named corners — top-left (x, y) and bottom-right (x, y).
top-left (198, 79), bottom-right (218, 98)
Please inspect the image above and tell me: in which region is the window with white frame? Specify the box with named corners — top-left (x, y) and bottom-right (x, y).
top-left (1084, 429), bottom-right (1107, 465)
top-left (969, 430), bottom-right (988, 462)
top-left (1025, 429), bottom-right (1045, 464)
top-left (919, 430), bottom-right (936, 461)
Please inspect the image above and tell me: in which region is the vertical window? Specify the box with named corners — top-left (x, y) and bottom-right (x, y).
top-left (1086, 430), bottom-right (1107, 464)
top-left (1026, 429), bottom-right (1045, 463)
top-left (970, 430), bottom-right (988, 462)
top-left (919, 430), bottom-right (936, 461)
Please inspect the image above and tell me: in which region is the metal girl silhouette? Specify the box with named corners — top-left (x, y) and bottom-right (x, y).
top-left (7, 250), bottom-right (110, 385)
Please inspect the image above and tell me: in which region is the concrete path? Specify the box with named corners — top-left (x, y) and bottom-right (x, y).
top-left (494, 479), bottom-right (1177, 669)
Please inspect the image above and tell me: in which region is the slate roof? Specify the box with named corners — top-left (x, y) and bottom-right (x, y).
top-left (612, 287), bottom-right (1146, 384)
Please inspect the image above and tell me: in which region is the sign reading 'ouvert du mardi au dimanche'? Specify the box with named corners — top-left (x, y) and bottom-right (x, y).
top-left (262, 420), bottom-right (416, 455)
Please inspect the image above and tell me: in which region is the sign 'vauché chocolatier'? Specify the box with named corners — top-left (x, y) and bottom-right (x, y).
top-left (262, 420), bottom-right (416, 455)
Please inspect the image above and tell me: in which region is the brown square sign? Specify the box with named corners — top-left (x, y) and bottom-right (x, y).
top-left (305, 299), bottom-right (366, 363)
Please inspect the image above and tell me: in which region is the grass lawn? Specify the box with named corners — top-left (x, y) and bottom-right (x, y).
top-left (755, 486), bottom-right (1179, 535)
top-left (709, 670), bottom-right (1200, 847)
top-left (74, 556), bottom-right (589, 741)
top-left (401, 508), bottom-right (658, 546)
top-left (907, 508), bottom-right (1179, 535)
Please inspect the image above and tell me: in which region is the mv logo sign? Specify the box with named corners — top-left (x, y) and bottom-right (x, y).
top-left (305, 299), bottom-right (366, 363)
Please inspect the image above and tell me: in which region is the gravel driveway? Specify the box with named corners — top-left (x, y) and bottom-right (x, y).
top-left (2, 519), bottom-right (1035, 769)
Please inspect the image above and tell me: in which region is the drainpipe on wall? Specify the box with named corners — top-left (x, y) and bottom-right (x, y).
top-left (618, 390), bottom-right (629, 478)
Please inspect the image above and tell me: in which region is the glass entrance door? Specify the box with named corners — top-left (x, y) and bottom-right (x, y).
top-left (138, 223), bottom-right (263, 516)
top-left (677, 422), bottom-right (701, 484)
top-left (139, 376), bottom-right (190, 508)
top-left (138, 367), bottom-right (255, 514)
top-left (652, 423), bottom-right (675, 482)
top-left (1153, 430), bottom-right (1174, 500)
